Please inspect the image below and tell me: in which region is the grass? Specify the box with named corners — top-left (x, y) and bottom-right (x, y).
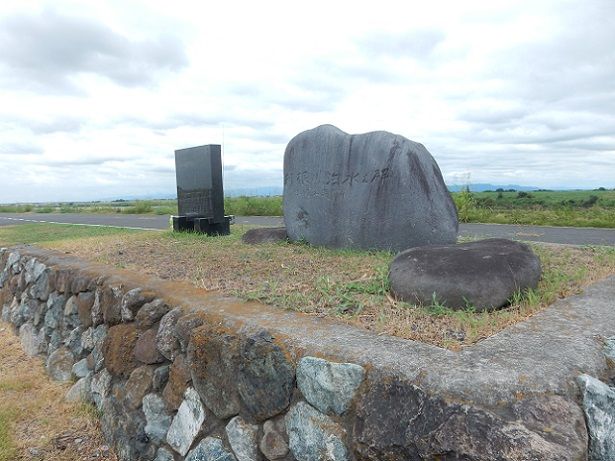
top-left (0, 223), bottom-right (145, 246)
top-left (0, 408), bottom-right (17, 461)
top-left (224, 196), bottom-right (282, 216)
top-left (0, 323), bottom-right (117, 460)
top-left (0, 205), bottom-right (33, 213)
top-left (452, 189), bottom-right (615, 227)
top-left (6, 222), bottom-right (613, 350)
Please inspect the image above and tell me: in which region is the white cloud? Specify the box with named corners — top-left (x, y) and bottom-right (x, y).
top-left (0, 8), bottom-right (187, 94)
top-left (0, 0), bottom-right (614, 203)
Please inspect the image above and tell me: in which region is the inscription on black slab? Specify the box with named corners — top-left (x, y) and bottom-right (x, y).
top-left (174, 145), bottom-right (224, 222)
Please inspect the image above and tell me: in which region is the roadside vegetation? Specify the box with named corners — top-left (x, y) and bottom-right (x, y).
top-left (2, 223), bottom-right (614, 350)
top-left (0, 199), bottom-right (176, 216)
top-left (0, 197), bottom-right (283, 217)
top-left (452, 188), bottom-right (615, 228)
top-left (1, 188), bottom-right (614, 227)
top-left (0, 323), bottom-right (117, 460)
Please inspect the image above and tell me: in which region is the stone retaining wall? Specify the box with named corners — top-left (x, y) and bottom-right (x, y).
top-left (1, 246), bottom-right (615, 460)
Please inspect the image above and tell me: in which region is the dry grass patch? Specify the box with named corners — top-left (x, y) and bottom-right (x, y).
top-left (36, 225), bottom-right (615, 350)
top-left (0, 323), bottom-right (117, 461)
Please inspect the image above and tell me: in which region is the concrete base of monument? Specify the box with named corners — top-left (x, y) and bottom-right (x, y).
top-left (1, 246), bottom-right (614, 460)
top-left (171, 215), bottom-right (233, 235)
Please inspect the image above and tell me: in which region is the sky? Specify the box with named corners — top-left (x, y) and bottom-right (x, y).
top-left (0, 0), bottom-right (613, 203)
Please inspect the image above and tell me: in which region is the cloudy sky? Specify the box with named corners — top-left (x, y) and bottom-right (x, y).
top-left (0, 0), bottom-right (613, 203)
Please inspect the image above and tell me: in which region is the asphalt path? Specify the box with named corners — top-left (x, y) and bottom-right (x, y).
top-left (1, 212), bottom-right (614, 246)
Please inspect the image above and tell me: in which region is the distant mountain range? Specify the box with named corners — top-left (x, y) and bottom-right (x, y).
top-left (225, 186), bottom-right (283, 197)
top-left (447, 183), bottom-right (538, 192)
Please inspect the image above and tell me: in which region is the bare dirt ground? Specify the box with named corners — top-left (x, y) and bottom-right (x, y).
top-left (42, 228), bottom-right (615, 350)
top-left (0, 323), bottom-right (118, 461)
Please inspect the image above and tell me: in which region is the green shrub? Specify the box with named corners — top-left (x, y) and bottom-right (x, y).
top-left (0, 205), bottom-right (33, 213)
top-left (224, 196), bottom-right (282, 216)
top-left (453, 188), bottom-right (474, 223)
top-left (122, 201), bottom-right (154, 214)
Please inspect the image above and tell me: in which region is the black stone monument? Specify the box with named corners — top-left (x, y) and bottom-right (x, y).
top-left (172, 144), bottom-right (231, 235)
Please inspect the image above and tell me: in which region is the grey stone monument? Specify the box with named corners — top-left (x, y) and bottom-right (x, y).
top-left (172, 144), bottom-right (231, 235)
top-left (283, 125), bottom-right (458, 251)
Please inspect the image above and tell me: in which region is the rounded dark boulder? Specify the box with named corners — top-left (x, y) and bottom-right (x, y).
top-left (389, 238), bottom-right (541, 311)
top-left (283, 124), bottom-right (458, 251)
top-left (242, 227), bottom-right (288, 245)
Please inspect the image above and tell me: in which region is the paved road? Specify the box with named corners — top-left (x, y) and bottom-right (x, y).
top-left (458, 223), bottom-right (615, 246)
top-left (1, 213), bottom-right (614, 246)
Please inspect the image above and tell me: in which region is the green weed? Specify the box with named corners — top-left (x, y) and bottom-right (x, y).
top-left (75, 401), bottom-right (102, 419)
top-left (0, 379), bottom-right (34, 392)
top-left (453, 187), bottom-right (475, 223)
top-left (0, 409), bottom-right (17, 461)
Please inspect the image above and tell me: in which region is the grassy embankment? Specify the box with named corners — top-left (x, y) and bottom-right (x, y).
top-left (1, 190), bottom-right (614, 227)
top-left (1, 223), bottom-right (614, 350)
top-left (0, 196), bottom-right (283, 217)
